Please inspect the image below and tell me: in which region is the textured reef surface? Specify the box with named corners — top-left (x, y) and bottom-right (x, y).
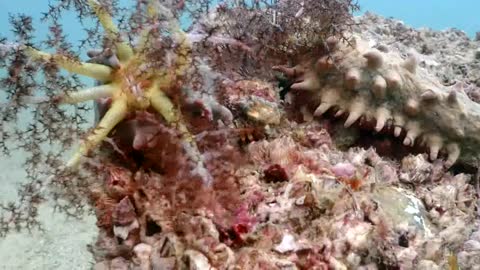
top-left (88, 12), bottom-right (480, 269)
top-left (1, 1), bottom-right (480, 269)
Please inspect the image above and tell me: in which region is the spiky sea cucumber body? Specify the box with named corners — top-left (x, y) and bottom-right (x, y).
top-left (276, 35), bottom-right (479, 168)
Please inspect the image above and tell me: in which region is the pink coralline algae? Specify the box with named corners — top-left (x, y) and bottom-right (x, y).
top-left (331, 162), bottom-right (356, 179)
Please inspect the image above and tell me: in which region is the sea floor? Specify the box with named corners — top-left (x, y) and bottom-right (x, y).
top-left (0, 105), bottom-right (97, 270)
top-left (0, 151), bottom-right (96, 270)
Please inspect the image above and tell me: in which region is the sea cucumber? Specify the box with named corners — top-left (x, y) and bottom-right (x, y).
top-left (274, 35), bottom-right (479, 168)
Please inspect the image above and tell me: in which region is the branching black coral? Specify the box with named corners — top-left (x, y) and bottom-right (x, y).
top-left (0, 0), bottom-right (359, 240)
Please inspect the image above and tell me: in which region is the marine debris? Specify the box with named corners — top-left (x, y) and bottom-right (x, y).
top-left (0, 0), bottom-right (479, 269)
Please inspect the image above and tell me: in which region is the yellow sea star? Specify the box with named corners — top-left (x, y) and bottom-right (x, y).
top-left (23, 0), bottom-right (195, 168)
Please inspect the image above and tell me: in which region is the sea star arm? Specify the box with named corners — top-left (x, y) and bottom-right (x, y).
top-left (136, 0), bottom-right (171, 52)
top-left (173, 31), bottom-right (192, 77)
top-left (24, 47), bottom-right (113, 82)
top-left (149, 33), bottom-right (191, 122)
top-left (66, 98), bottom-right (128, 168)
top-left (87, 0), bottom-right (134, 62)
top-left (151, 29), bottom-right (192, 89)
top-left (59, 84), bottom-right (116, 104)
top-left (149, 85), bottom-right (206, 182)
top-left (148, 87), bottom-right (177, 123)
top-left (149, 88), bottom-right (195, 143)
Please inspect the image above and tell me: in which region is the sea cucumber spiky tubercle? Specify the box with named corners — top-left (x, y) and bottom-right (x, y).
top-left (275, 35), bottom-right (480, 168)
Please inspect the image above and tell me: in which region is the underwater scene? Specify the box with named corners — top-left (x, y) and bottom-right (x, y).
top-left (1, 0), bottom-right (480, 269)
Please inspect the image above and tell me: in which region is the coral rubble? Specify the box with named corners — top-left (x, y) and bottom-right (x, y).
top-left (90, 123), bottom-right (479, 269)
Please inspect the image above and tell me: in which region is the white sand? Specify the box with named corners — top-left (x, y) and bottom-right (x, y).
top-left (0, 100), bottom-right (98, 270)
top-left (0, 151), bottom-right (97, 270)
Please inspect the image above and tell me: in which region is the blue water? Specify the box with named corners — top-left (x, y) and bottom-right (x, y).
top-left (1, 1), bottom-right (479, 40)
top-left (358, 0), bottom-right (480, 37)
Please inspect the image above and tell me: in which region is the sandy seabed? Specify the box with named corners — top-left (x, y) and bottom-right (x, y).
top-left (0, 104), bottom-right (97, 270)
top-left (0, 151), bottom-right (96, 270)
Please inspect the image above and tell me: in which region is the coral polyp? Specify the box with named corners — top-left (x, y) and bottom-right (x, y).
top-left (21, 0), bottom-right (193, 168)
